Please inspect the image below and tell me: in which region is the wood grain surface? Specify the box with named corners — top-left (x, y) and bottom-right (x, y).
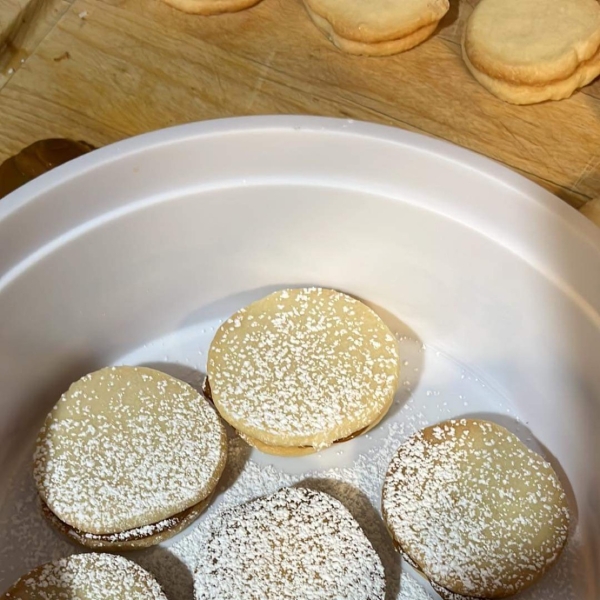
top-left (1, 0), bottom-right (599, 208)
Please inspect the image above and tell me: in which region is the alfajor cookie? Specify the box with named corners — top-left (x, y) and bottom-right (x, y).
top-left (303, 0), bottom-right (449, 56)
top-left (160, 0), bottom-right (262, 16)
top-left (207, 287), bottom-right (400, 455)
top-left (382, 419), bottom-right (570, 599)
top-left (2, 553), bottom-right (167, 599)
top-left (194, 486), bottom-right (385, 599)
top-left (34, 366), bottom-right (227, 550)
top-left (462, 0), bottom-right (600, 104)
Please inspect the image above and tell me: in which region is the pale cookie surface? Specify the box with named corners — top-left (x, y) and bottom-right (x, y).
top-left (194, 486), bottom-right (385, 599)
top-left (304, 0), bottom-right (448, 43)
top-left (464, 0), bottom-right (600, 85)
top-left (2, 553), bottom-right (166, 600)
top-left (382, 419), bottom-right (570, 598)
top-left (306, 5), bottom-right (438, 56)
top-left (207, 288), bottom-right (400, 450)
top-left (34, 366), bottom-right (227, 535)
top-left (161, 0), bottom-right (261, 15)
top-left (462, 43), bottom-right (600, 104)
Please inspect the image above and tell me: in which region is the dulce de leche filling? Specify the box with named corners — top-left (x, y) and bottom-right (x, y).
top-left (40, 499), bottom-right (198, 543)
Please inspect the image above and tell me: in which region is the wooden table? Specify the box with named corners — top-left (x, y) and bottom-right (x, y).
top-left (1, 0), bottom-right (600, 209)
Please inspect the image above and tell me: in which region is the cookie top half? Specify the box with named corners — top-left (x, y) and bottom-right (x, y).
top-left (194, 486), bottom-right (385, 600)
top-left (34, 366), bottom-right (227, 535)
top-left (2, 554), bottom-right (166, 600)
top-left (207, 288), bottom-right (400, 450)
top-left (382, 419), bottom-right (570, 598)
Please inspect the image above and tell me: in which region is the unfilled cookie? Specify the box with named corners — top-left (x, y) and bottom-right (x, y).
top-left (34, 366), bottom-right (227, 550)
top-left (194, 486), bottom-right (385, 599)
top-left (462, 0), bottom-right (600, 103)
top-left (382, 419), bottom-right (570, 599)
top-left (2, 553), bottom-right (166, 599)
top-left (207, 287), bottom-right (400, 455)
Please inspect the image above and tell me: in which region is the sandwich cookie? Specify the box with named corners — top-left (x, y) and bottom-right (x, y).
top-left (207, 287), bottom-right (400, 455)
top-left (303, 0), bottom-right (449, 56)
top-left (34, 366), bottom-right (227, 550)
top-left (1, 553), bottom-right (166, 599)
top-left (194, 486), bottom-right (385, 599)
top-left (462, 0), bottom-right (600, 104)
top-left (382, 419), bottom-right (570, 599)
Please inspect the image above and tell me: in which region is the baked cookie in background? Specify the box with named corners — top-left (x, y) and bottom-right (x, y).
top-left (382, 419), bottom-right (570, 599)
top-left (462, 0), bottom-right (600, 104)
top-left (207, 287), bottom-right (400, 456)
top-left (303, 0), bottom-right (449, 56)
top-left (194, 486), bottom-right (385, 599)
top-left (1, 553), bottom-right (167, 600)
top-left (160, 0), bottom-right (262, 16)
top-left (33, 366), bottom-right (227, 550)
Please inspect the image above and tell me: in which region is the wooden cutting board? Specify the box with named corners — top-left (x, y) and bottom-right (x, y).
top-left (1, 0), bottom-right (600, 209)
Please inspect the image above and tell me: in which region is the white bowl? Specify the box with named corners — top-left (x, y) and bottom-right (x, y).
top-left (0, 116), bottom-right (598, 599)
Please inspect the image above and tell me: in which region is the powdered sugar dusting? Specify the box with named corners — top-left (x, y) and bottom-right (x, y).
top-left (0, 323), bottom-right (584, 600)
top-left (195, 486), bottom-right (385, 599)
top-left (33, 366), bottom-right (226, 534)
top-left (382, 419), bottom-right (570, 598)
top-left (137, 425), bottom-right (430, 600)
top-left (3, 553), bottom-right (166, 599)
top-left (207, 288), bottom-right (399, 447)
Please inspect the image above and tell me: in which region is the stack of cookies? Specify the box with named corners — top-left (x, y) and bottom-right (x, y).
top-left (206, 287), bottom-right (400, 455)
top-left (302, 0), bottom-right (449, 56)
top-left (382, 419), bottom-right (570, 599)
top-left (462, 0), bottom-right (600, 104)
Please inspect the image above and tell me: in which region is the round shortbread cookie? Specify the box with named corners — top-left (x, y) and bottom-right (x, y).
top-left (160, 0), bottom-right (261, 15)
top-left (304, 0), bottom-right (448, 44)
top-left (2, 553), bottom-right (166, 599)
top-left (462, 42), bottom-right (600, 104)
top-left (382, 419), bottom-right (570, 598)
top-left (464, 0), bottom-right (600, 86)
top-left (34, 366), bottom-right (227, 538)
top-left (207, 287), bottom-right (400, 452)
top-left (305, 5), bottom-right (438, 56)
top-left (194, 486), bottom-right (385, 599)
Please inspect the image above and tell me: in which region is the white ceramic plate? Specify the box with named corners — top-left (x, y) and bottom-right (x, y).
top-left (0, 117), bottom-right (599, 599)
